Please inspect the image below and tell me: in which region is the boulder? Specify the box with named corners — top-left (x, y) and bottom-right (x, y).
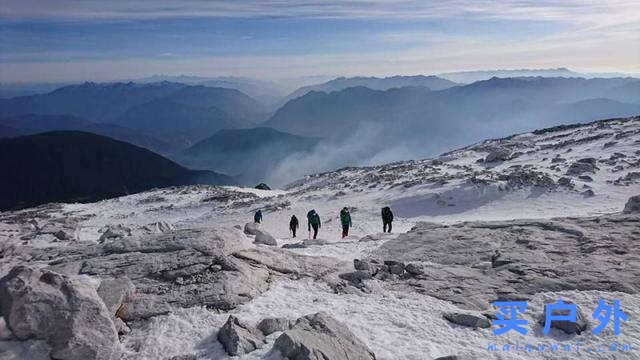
top-left (0, 266), bottom-right (121, 360)
top-left (405, 263), bottom-right (425, 276)
top-left (142, 221), bottom-right (175, 234)
top-left (257, 317), bottom-right (293, 336)
top-left (623, 195), bottom-right (640, 213)
top-left (537, 302), bottom-right (588, 334)
top-left (272, 312), bottom-right (376, 360)
top-left (254, 231), bottom-right (277, 246)
top-left (484, 148), bottom-right (511, 163)
top-left (443, 312), bottom-right (491, 329)
top-left (217, 315), bottom-right (266, 356)
top-left (244, 222), bottom-right (261, 236)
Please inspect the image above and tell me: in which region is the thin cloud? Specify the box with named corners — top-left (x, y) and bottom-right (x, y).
top-left (1, 0), bottom-right (639, 25)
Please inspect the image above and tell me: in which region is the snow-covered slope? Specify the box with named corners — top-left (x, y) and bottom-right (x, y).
top-left (1, 116), bottom-right (639, 360)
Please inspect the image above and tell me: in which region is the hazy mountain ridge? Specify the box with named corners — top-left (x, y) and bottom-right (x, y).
top-left (0, 131), bottom-right (236, 210)
top-left (0, 114), bottom-right (181, 155)
top-left (178, 127), bottom-right (320, 184)
top-left (280, 75), bottom-right (457, 105)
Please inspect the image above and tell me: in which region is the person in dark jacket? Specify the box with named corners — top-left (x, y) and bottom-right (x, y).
top-left (307, 209), bottom-right (321, 239)
top-left (340, 207), bottom-right (352, 238)
top-left (381, 206), bottom-right (393, 233)
top-left (289, 215), bottom-right (299, 237)
top-left (254, 210), bottom-right (263, 224)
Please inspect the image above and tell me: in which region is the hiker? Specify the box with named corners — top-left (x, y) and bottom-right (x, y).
top-left (340, 207), bottom-right (352, 238)
top-left (307, 209), bottom-right (321, 239)
top-left (254, 210), bottom-right (263, 224)
top-left (289, 215), bottom-right (299, 237)
top-left (381, 206), bottom-right (393, 233)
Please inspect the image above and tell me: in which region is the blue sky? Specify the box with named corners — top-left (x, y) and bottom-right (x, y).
top-left (0, 1), bottom-right (638, 82)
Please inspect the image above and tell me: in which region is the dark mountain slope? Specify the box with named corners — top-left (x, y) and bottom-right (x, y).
top-left (178, 127), bottom-right (320, 184)
top-left (0, 131), bottom-right (235, 210)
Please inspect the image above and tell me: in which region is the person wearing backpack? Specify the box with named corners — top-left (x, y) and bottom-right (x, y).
top-left (307, 209), bottom-right (321, 239)
top-left (289, 215), bottom-right (299, 238)
top-left (340, 207), bottom-right (352, 238)
top-left (381, 206), bottom-right (393, 233)
top-left (254, 210), bottom-right (263, 224)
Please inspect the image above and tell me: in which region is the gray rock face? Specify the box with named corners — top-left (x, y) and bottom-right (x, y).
top-left (443, 312), bottom-right (491, 329)
top-left (217, 315), bottom-right (266, 356)
top-left (371, 213), bottom-right (640, 310)
top-left (273, 312), bottom-right (376, 360)
top-left (537, 302), bottom-right (588, 334)
top-left (254, 231), bottom-right (277, 246)
top-left (0, 266), bottom-right (121, 360)
top-left (624, 195), bottom-right (640, 213)
top-left (257, 317), bottom-right (293, 336)
top-left (97, 277), bottom-right (135, 317)
top-left (98, 224), bottom-right (132, 243)
top-left (36, 228), bottom-right (270, 320)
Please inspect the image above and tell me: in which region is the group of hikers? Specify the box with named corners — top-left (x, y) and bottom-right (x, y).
top-left (254, 206), bottom-right (394, 240)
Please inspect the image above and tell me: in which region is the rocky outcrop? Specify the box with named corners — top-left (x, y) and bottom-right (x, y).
top-left (257, 317), bottom-right (293, 336)
top-left (443, 312), bottom-right (491, 329)
top-left (0, 266), bottom-right (121, 360)
top-left (255, 231), bottom-right (277, 246)
top-left (623, 195), bottom-right (640, 213)
top-left (32, 227), bottom-right (270, 320)
top-left (217, 315), bottom-right (266, 356)
top-left (272, 312), bottom-right (376, 360)
top-left (96, 277), bottom-right (135, 335)
top-left (484, 147), bottom-right (512, 163)
top-left (244, 222), bottom-right (261, 235)
top-left (370, 213), bottom-right (640, 310)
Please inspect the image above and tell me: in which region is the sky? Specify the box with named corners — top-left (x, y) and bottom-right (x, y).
top-left (0, 0), bottom-right (639, 83)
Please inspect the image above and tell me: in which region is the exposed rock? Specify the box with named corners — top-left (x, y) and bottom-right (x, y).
top-left (272, 312), bottom-right (376, 360)
top-left (434, 356), bottom-right (459, 360)
top-left (98, 224), bottom-right (132, 243)
top-left (443, 312), bottom-right (491, 329)
top-left (217, 315), bottom-right (266, 356)
top-left (36, 228), bottom-right (268, 320)
top-left (96, 277), bottom-right (135, 317)
top-left (384, 260), bottom-right (405, 275)
top-left (623, 195), bottom-right (640, 213)
top-left (405, 263), bottom-right (425, 276)
top-left (244, 222), bottom-right (261, 236)
top-left (578, 175), bottom-right (593, 182)
top-left (257, 317), bottom-right (293, 336)
top-left (113, 318), bottom-right (131, 335)
top-left (484, 148), bottom-right (512, 162)
top-left (354, 259), bottom-right (370, 271)
top-left (254, 231), bottom-right (277, 246)
top-left (255, 183), bottom-right (271, 190)
top-left (0, 266), bottom-right (121, 360)
top-left (567, 161), bottom-right (597, 176)
top-left (582, 189), bottom-right (595, 197)
top-left (372, 214), bottom-right (640, 310)
top-left (537, 301), bottom-right (588, 334)
top-left (142, 221), bottom-right (175, 234)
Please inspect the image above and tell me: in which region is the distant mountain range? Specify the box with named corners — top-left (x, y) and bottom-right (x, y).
top-left (0, 82), bottom-right (270, 150)
top-left (0, 131), bottom-right (236, 210)
top-left (265, 77), bottom-right (640, 173)
top-left (177, 127), bottom-right (319, 185)
top-left (0, 114), bottom-right (180, 155)
top-left (280, 75), bottom-right (457, 106)
top-left (438, 67), bottom-right (640, 84)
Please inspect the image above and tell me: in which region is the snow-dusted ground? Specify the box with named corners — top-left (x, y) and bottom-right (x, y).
top-left (1, 117), bottom-right (639, 359)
